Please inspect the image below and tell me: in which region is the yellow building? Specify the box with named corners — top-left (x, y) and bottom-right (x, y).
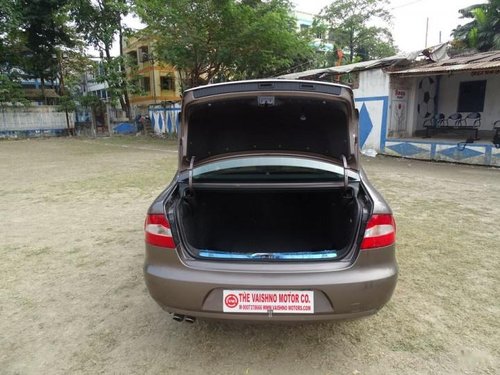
top-left (123, 35), bottom-right (181, 113)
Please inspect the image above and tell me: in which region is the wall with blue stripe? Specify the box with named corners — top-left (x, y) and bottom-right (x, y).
top-left (355, 96), bottom-right (388, 151)
top-left (148, 107), bottom-right (181, 135)
top-left (384, 139), bottom-right (500, 167)
top-left (356, 94), bottom-right (499, 166)
top-left (0, 107), bottom-right (69, 138)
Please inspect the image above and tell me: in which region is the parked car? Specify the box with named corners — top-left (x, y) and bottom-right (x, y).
top-left (144, 80), bottom-right (397, 323)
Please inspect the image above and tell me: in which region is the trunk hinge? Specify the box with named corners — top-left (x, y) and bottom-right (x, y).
top-left (188, 156), bottom-right (195, 191)
top-left (341, 154), bottom-right (349, 189)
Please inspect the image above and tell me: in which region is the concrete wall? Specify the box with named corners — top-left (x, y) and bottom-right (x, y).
top-left (0, 106), bottom-right (70, 137)
top-left (351, 68), bottom-right (500, 166)
top-left (388, 75), bottom-right (418, 137)
top-left (384, 138), bottom-right (500, 167)
top-left (436, 72), bottom-right (500, 131)
top-left (353, 69), bottom-right (390, 151)
top-left (384, 72), bottom-right (500, 167)
top-left (354, 69), bottom-right (390, 98)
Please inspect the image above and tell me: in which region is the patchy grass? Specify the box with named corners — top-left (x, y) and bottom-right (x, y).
top-left (0, 137), bottom-right (498, 375)
top-left (93, 135), bottom-right (178, 147)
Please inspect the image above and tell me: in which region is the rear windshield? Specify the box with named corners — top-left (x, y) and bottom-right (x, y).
top-left (192, 157), bottom-right (359, 183)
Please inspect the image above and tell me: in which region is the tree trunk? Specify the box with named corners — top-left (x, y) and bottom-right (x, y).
top-left (119, 22), bottom-right (131, 120)
top-left (90, 106), bottom-right (97, 138)
top-left (58, 54), bottom-right (71, 134)
top-left (40, 77), bottom-right (47, 105)
top-left (65, 110), bottom-right (72, 135)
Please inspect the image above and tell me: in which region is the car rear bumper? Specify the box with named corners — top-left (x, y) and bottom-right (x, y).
top-left (144, 246), bottom-right (397, 322)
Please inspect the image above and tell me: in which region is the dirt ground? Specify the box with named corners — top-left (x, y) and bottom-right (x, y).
top-left (0, 137), bottom-right (498, 375)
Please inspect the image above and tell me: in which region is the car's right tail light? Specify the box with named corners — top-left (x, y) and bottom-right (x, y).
top-left (360, 214), bottom-right (396, 250)
top-left (145, 214), bottom-right (175, 249)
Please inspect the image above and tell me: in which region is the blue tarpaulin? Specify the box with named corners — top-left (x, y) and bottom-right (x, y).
top-left (113, 123), bottom-right (136, 134)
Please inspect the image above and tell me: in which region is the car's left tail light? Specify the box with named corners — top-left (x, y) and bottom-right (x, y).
top-left (360, 214), bottom-right (396, 250)
top-left (145, 214), bottom-right (175, 248)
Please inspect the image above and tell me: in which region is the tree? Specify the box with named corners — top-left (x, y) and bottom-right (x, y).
top-left (229, 0), bottom-right (313, 79)
top-left (79, 93), bottom-right (102, 137)
top-left (70, 0), bottom-right (134, 118)
top-left (134, 0), bottom-right (313, 89)
top-left (452, 0), bottom-right (500, 52)
top-left (318, 0), bottom-right (397, 63)
top-left (55, 50), bottom-right (95, 133)
top-left (0, 73), bottom-right (28, 106)
top-left (1, 2), bottom-right (32, 81)
top-left (0, 0), bottom-right (21, 58)
top-left (0, 1), bottom-right (23, 80)
top-left (0, 73), bottom-right (29, 131)
top-left (93, 55), bottom-right (142, 116)
top-left (1, 0), bottom-right (77, 103)
top-left (17, 0), bottom-right (76, 103)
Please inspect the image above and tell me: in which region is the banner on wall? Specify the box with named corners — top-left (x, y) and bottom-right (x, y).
top-left (148, 105), bottom-right (181, 135)
top-left (390, 88), bottom-right (408, 136)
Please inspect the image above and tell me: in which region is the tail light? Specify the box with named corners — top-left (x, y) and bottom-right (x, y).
top-left (145, 214), bottom-right (175, 248)
top-left (360, 214), bottom-right (396, 250)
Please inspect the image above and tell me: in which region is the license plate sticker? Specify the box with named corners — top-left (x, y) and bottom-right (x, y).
top-left (223, 290), bottom-right (314, 314)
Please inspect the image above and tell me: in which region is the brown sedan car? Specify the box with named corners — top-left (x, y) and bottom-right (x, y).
top-left (144, 80), bottom-right (397, 323)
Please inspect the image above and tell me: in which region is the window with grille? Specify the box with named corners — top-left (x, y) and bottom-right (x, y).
top-left (142, 77), bottom-right (150, 93)
top-left (160, 76), bottom-right (175, 91)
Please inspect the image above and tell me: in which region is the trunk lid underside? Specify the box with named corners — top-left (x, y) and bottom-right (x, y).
top-left (181, 94), bottom-right (358, 169)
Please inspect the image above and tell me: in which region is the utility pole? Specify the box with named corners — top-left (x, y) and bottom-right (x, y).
top-left (425, 17), bottom-right (429, 48)
top-left (151, 52), bottom-right (157, 105)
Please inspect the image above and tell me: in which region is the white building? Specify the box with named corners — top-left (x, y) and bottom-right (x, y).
top-left (294, 10), bottom-right (334, 53)
top-left (281, 47), bottom-right (500, 167)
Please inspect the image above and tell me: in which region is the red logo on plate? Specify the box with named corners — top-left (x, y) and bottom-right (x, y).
top-left (225, 294), bottom-right (239, 308)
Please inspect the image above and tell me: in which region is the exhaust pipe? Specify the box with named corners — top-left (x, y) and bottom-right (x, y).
top-left (172, 314), bottom-right (185, 322)
top-left (184, 316), bottom-right (196, 324)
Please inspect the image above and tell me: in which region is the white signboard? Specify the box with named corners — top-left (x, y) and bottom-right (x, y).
top-left (223, 290), bottom-right (314, 314)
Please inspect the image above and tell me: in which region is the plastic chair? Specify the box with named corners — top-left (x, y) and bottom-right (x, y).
top-left (423, 113), bottom-right (445, 138)
top-left (464, 112), bottom-right (481, 128)
top-left (422, 113), bottom-right (433, 127)
top-left (423, 113), bottom-right (445, 127)
top-left (447, 113), bottom-right (463, 127)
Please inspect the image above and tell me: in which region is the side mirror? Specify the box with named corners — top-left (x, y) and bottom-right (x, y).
top-left (355, 108), bottom-right (359, 120)
top-left (177, 112), bottom-right (182, 122)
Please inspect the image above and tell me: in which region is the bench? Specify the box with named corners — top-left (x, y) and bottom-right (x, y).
top-left (423, 112), bottom-right (481, 140)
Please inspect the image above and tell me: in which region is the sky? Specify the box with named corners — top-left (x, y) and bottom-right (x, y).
top-left (292, 0), bottom-right (485, 53)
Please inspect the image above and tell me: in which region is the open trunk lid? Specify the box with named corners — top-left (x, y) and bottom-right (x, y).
top-left (179, 80), bottom-right (359, 170)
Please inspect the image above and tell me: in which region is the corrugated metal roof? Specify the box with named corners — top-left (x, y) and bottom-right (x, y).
top-left (278, 43), bottom-right (449, 79)
top-left (24, 88), bottom-right (60, 99)
top-left (279, 56), bottom-right (408, 79)
top-left (390, 50), bottom-right (500, 76)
